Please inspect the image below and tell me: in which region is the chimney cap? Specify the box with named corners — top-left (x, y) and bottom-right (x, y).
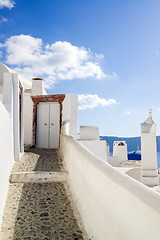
top-left (32, 78), bottom-right (43, 81)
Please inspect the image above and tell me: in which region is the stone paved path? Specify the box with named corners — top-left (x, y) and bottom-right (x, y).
top-left (1, 149), bottom-right (85, 240)
top-left (12, 149), bottom-right (65, 173)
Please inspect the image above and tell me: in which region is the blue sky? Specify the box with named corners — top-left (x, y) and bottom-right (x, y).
top-left (0, 0), bottom-right (160, 136)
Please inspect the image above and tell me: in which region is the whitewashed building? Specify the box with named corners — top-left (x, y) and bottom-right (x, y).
top-left (1, 63), bottom-right (160, 240)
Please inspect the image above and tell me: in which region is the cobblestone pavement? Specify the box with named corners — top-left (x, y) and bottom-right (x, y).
top-left (12, 149), bottom-right (65, 173)
top-left (1, 149), bottom-right (85, 240)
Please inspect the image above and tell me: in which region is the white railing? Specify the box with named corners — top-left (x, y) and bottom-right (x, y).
top-left (60, 134), bottom-right (160, 240)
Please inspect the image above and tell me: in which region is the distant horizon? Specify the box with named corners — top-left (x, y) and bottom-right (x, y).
top-left (100, 135), bottom-right (160, 138)
top-left (100, 135), bottom-right (141, 138)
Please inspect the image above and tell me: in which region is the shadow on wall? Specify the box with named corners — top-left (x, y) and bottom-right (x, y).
top-left (125, 168), bottom-right (141, 182)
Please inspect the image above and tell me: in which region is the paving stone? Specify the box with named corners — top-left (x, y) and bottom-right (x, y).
top-left (12, 148), bottom-right (64, 173)
top-left (1, 182), bottom-right (85, 239)
top-left (1, 149), bottom-right (85, 240)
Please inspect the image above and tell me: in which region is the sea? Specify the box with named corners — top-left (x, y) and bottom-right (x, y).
top-left (158, 152), bottom-right (160, 168)
top-left (100, 136), bottom-right (160, 168)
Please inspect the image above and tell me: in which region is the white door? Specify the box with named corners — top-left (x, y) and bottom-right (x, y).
top-left (37, 102), bottom-right (60, 149)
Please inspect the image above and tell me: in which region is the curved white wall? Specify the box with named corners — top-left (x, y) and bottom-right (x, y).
top-left (60, 134), bottom-right (160, 240)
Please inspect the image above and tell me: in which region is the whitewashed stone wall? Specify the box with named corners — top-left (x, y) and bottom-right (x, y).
top-left (60, 134), bottom-right (160, 240)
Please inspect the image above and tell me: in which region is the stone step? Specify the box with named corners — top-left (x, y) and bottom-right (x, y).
top-left (10, 171), bottom-right (68, 183)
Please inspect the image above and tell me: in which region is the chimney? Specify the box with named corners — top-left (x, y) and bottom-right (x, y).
top-left (31, 78), bottom-right (45, 96)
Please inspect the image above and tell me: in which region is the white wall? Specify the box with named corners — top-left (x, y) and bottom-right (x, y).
top-left (108, 156), bottom-right (124, 166)
top-left (24, 92), bottom-right (33, 145)
top-left (60, 134), bottom-right (160, 240)
top-left (0, 62), bottom-right (32, 89)
top-left (0, 86), bottom-right (3, 101)
top-left (79, 126), bottom-right (99, 140)
top-left (78, 140), bottom-right (107, 162)
top-left (62, 94), bottom-right (78, 138)
top-left (0, 101), bottom-right (14, 229)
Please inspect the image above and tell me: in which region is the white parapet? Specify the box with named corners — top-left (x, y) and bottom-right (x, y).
top-left (113, 141), bottom-right (128, 163)
top-left (78, 139), bottom-right (108, 161)
top-left (78, 126), bottom-right (107, 161)
top-left (141, 109), bottom-right (159, 187)
top-left (79, 126), bottom-right (99, 140)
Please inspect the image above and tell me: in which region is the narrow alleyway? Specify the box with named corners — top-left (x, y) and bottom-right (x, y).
top-left (0, 149), bottom-right (85, 240)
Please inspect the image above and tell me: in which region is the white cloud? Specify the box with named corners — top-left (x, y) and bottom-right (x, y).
top-left (0, 0), bottom-right (15, 9)
top-left (95, 53), bottom-right (104, 59)
top-left (0, 34), bottom-right (109, 88)
top-left (78, 94), bottom-right (118, 110)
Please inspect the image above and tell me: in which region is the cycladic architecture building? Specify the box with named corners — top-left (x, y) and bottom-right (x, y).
top-left (1, 63), bottom-right (160, 240)
top-left (24, 77), bottom-right (78, 148)
top-left (141, 109), bottom-right (159, 186)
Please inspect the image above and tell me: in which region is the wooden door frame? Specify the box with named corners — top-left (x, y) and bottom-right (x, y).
top-left (31, 94), bottom-right (65, 147)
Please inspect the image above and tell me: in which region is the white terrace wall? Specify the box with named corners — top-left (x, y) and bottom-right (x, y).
top-left (60, 134), bottom-right (160, 240)
top-left (0, 101), bottom-right (14, 228)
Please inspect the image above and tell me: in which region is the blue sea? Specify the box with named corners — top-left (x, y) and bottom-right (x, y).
top-left (100, 136), bottom-right (160, 168)
top-left (110, 151), bottom-right (160, 168)
top-left (157, 152), bottom-right (160, 168)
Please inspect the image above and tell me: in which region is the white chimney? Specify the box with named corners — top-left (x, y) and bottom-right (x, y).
top-left (31, 78), bottom-right (45, 96)
top-left (141, 109), bottom-right (159, 187)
